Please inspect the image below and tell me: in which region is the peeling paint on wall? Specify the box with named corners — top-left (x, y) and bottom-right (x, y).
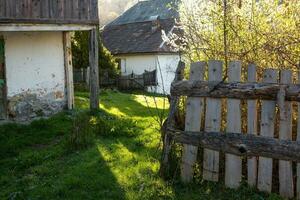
top-left (3, 31), bottom-right (67, 121)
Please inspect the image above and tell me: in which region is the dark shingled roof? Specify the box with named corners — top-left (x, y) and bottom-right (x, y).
top-left (102, 0), bottom-right (180, 55)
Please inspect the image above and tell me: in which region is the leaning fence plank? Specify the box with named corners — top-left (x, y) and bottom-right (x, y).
top-left (225, 61), bottom-right (242, 188)
top-left (257, 69), bottom-right (278, 193)
top-left (203, 60), bottom-right (223, 182)
top-left (278, 70), bottom-right (294, 198)
top-left (247, 64), bottom-right (258, 187)
top-left (181, 62), bottom-right (206, 182)
top-left (297, 71), bottom-right (300, 200)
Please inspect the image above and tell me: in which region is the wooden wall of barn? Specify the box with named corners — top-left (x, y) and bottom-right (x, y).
top-left (0, 0), bottom-right (99, 24)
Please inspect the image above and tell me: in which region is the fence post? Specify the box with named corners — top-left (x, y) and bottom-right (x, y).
top-left (86, 67), bottom-right (90, 87)
top-left (225, 61), bottom-right (242, 188)
top-left (278, 70), bottom-right (294, 198)
top-left (247, 64), bottom-right (258, 187)
top-left (257, 69), bottom-right (278, 193)
top-left (203, 60), bottom-right (223, 182)
top-left (181, 62), bottom-right (206, 183)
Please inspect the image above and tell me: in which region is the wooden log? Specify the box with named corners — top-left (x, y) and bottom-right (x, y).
top-left (203, 60), bottom-right (222, 182)
top-left (225, 61), bottom-right (242, 188)
top-left (160, 61), bottom-right (185, 177)
top-left (278, 70), bottom-right (294, 198)
top-left (181, 62), bottom-right (205, 183)
top-left (257, 69), bottom-right (278, 193)
top-left (89, 28), bottom-right (99, 110)
top-left (247, 64), bottom-right (258, 187)
top-left (168, 129), bottom-right (300, 162)
top-left (171, 80), bottom-right (300, 102)
top-left (63, 32), bottom-right (75, 110)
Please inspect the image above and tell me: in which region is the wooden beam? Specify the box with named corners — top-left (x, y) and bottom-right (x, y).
top-left (89, 28), bottom-right (99, 110)
top-left (0, 24), bottom-right (96, 32)
top-left (167, 129), bottom-right (300, 162)
top-left (171, 80), bottom-right (300, 102)
top-left (63, 32), bottom-right (74, 110)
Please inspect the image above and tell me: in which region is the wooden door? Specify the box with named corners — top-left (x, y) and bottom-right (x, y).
top-left (0, 37), bottom-right (6, 119)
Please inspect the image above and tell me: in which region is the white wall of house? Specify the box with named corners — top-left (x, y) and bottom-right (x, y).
top-left (117, 53), bottom-right (180, 94)
top-left (3, 31), bottom-right (65, 99)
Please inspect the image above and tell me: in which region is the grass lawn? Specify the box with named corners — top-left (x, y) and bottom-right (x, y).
top-left (0, 91), bottom-right (283, 200)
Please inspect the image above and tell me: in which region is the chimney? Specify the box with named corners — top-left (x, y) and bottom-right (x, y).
top-left (150, 15), bottom-right (161, 32)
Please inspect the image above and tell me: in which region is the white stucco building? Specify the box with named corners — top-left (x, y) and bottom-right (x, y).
top-left (102, 0), bottom-right (181, 94)
top-left (0, 0), bottom-right (100, 121)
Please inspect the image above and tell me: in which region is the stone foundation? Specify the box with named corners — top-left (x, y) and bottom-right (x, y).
top-left (7, 91), bottom-right (66, 121)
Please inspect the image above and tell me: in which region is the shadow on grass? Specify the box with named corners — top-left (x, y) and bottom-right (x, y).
top-left (0, 113), bottom-right (126, 200)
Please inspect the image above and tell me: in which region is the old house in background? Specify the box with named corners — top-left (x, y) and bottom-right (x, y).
top-left (102, 0), bottom-right (180, 94)
top-left (0, 0), bottom-right (99, 121)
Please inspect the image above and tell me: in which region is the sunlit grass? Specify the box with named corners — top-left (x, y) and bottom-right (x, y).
top-left (0, 90), bottom-right (283, 200)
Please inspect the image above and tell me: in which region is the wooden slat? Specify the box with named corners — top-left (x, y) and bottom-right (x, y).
top-left (41, 0), bottom-right (50, 18)
top-left (32, 0), bottom-right (41, 18)
top-left (278, 70), bottom-right (294, 198)
top-left (89, 28), bottom-right (99, 110)
top-left (181, 62), bottom-right (205, 183)
top-left (247, 64), bottom-right (258, 187)
top-left (63, 32), bottom-right (75, 110)
top-left (203, 60), bottom-right (222, 182)
top-left (0, 0), bottom-right (6, 18)
top-left (257, 69), bottom-right (278, 193)
top-left (171, 81), bottom-right (300, 102)
top-left (72, 0), bottom-right (79, 19)
top-left (225, 61), bottom-right (242, 188)
top-left (168, 129), bottom-right (300, 162)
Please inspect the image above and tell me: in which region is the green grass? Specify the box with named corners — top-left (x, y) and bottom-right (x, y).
top-left (0, 90), bottom-right (283, 200)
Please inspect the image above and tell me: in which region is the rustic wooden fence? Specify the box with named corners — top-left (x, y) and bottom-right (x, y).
top-left (161, 60), bottom-right (300, 199)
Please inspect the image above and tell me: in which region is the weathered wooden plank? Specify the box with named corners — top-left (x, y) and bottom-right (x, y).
top-left (32, 0), bottom-right (41, 18)
top-left (278, 70), bottom-right (294, 198)
top-left (41, 0), bottom-right (50, 18)
top-left (257, 69), bottom-right (278, 193)
top-left (181, 62), bottom-right (205, 183)
top-left (171, 81), bottom-right (300, 102)
top-left (64, 0), bottom-right (72, 19)
top-left (225, 61), bottom-right (242, 188)
top-left (168, 129), bottom-right (300, 162)
top-left (72, 0), bottom-right (79, 19)
top-left (57, 0), bottom-right (64, 18)
top-left (0, 0), bottom-right (6, 18)
top-left (247, 64), bottom-right (258, 187)
top-left (89, 28), bottom-right (100, 110)
top-left (203, 60), bottom-right (222, 182)
top-left (63, 32), bottom-right (75, 110)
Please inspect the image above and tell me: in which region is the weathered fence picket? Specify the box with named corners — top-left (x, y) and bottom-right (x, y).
top-left (225, 61), bottom-right (242, 188)
top-left (278, 70), bottom-right (294, 198)
top-left (161, 60), bottom-right (300, 199)
top-left (257, 69), bottom-right (277, 193)
top-left (181, 62), bottom-right (205, 182)
top-left (247, 64), bottom-right (258, 187)
top-left (203, 61), bottom-right (222, 182)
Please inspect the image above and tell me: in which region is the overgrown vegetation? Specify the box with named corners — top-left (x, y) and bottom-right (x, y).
top-left (169, 0), bottom-right (300, 69)
top-left (0, 91), bottom-right (283, 199)
top-left (71, 31), bottom-right (119, 78)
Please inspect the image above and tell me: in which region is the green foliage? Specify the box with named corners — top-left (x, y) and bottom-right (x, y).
top-left (176, 0), bottom-right (300, 69)
top-left (0, 91), bottom-right (284, 199)
top-left (71, 31), bottom-right (119, 77)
